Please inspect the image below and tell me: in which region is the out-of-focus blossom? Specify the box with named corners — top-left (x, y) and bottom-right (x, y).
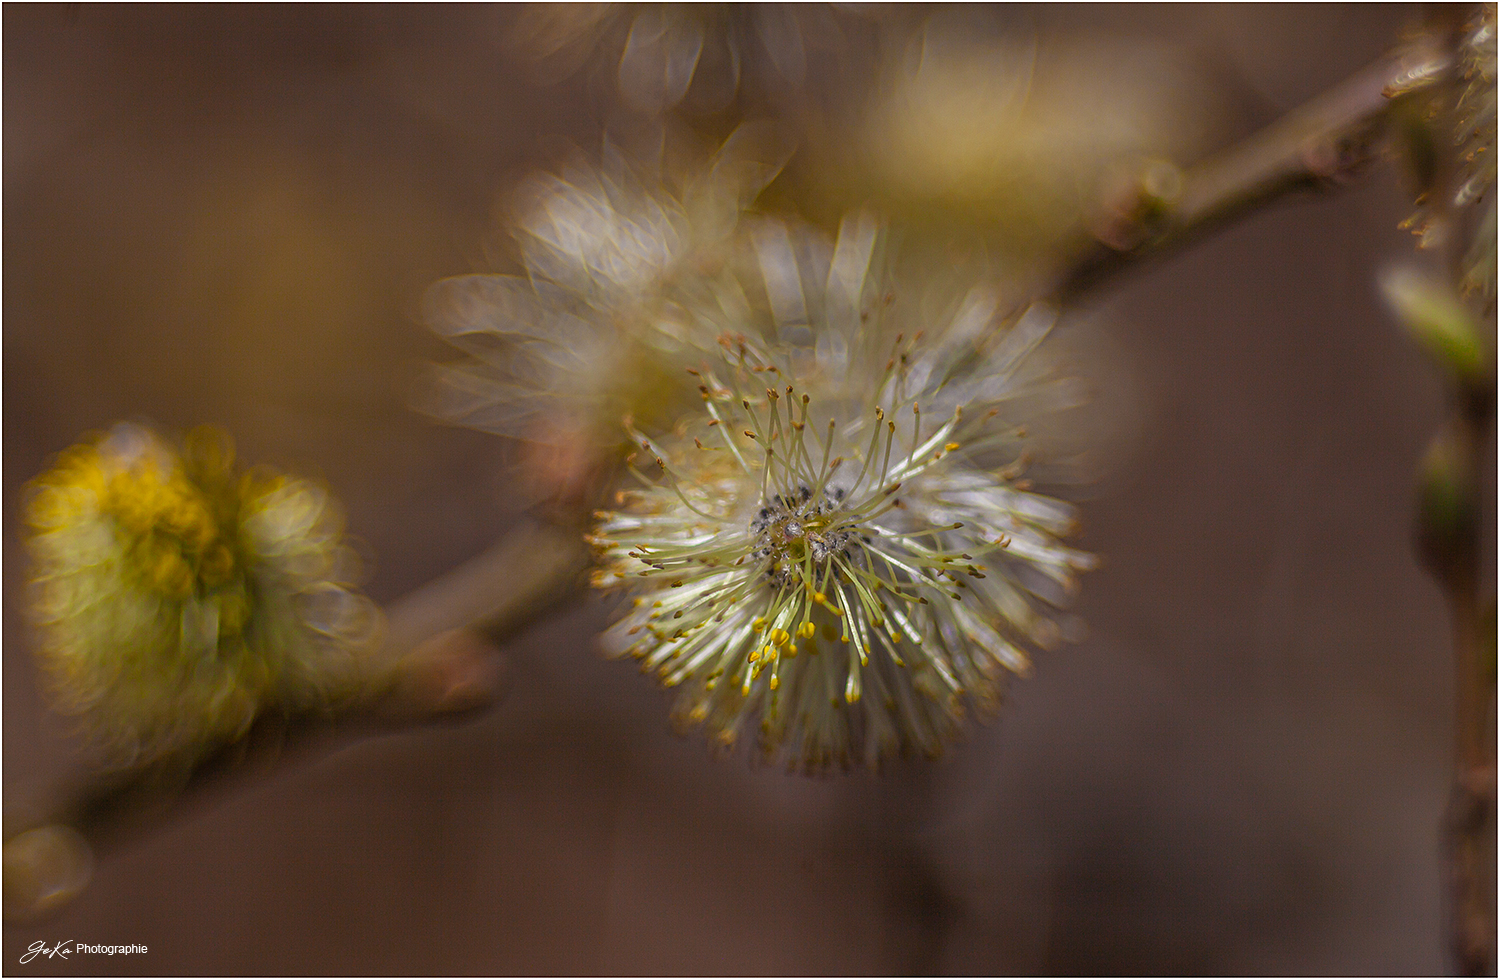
top-left (1453, 13), bottom-right (1496, 203)
top-left (23, 424), bottom-right (380, 765)
top-left (1393, 7), bottom-right (1496, 306)
top-left (1458, 8), bottom-right (1494, 301)
top-left (510, 3), bottom-right (848, 116)
top-left (803, 22), bottom-right (1214, 266)
top-left (419, 129), bottom-right (789, 500)
top-left (1453, 7), bottom-right (1495, 304)
top-left (589, 216), bottom-right (1096, 771)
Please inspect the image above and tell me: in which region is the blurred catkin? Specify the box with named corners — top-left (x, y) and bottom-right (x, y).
top-left (418, 129), bottom-right (789, 503)
top-left (23, 424), bottom-right (382, 766)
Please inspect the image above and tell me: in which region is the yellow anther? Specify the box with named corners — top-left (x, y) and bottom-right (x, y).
top-left (150, 551), bottom-right (194, 599)
top-left (770, 628), bottom-right (791, 647)
top-left (751, 617), bottom-right (767, 632)
top-left (797, 621), bottom-right (816, 639)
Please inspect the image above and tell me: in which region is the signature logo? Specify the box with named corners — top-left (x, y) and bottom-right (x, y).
top-left (20, 941), bottom-right (72, 964)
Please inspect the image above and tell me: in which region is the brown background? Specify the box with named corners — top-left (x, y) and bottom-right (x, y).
top-left (4, 4), bottom-right (1490, 974)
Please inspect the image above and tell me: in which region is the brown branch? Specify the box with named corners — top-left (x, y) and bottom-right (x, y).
top-left (3, 517), bottom-right (592, 921)
top-left (1415, 7), bottom-right (1498, 973)
top-left (1052, 41), bottom-right (1448, 306)
top-left (1444, 584), bottom-right (1496, 977)
top-left (1416, 7), bottom-right (1500, 972)
top-left (1420, 387), bottom-right (1495, 977)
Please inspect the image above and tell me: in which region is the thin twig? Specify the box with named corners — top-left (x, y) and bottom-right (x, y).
top-left (1052, 41), bottom-right (1447, 306)
top-left (1049, 23), bottom-right (1494, 972)
top-left (1420, 385), bottom-right (1495, 977)
top-left (1422, 7), bottom-right (1498, 971)
top-left (3, 518), bottom-right (591, 919)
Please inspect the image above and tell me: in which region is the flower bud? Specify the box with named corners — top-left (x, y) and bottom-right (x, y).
top-left (1415, 429), bottom-right (1478, 583)
top-left (1382, 266), bottom-right (1490, 388)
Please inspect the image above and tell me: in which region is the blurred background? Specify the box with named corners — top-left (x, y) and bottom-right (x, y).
top-left (3, 4), bottom-right (1485, 973)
